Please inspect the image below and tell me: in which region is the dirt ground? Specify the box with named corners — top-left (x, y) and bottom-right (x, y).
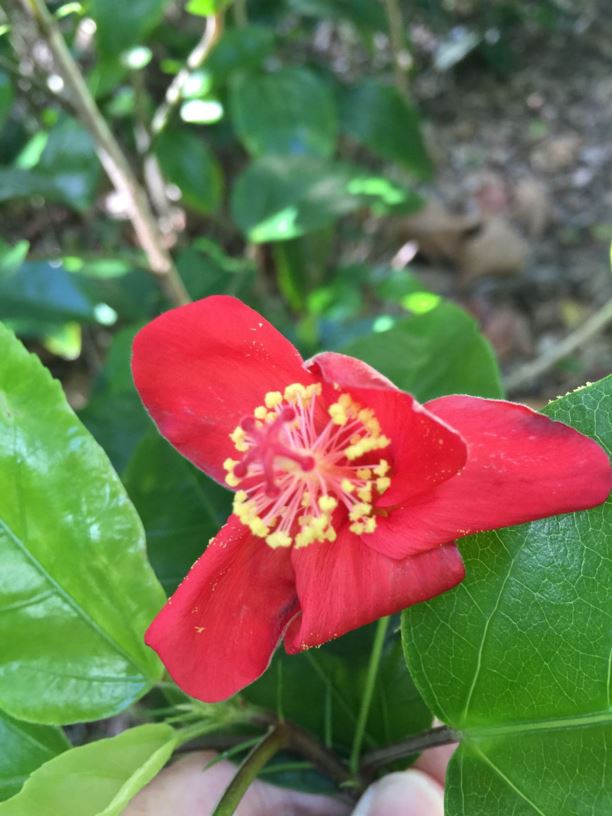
top-left (403, 8), bottom-right (612, 401)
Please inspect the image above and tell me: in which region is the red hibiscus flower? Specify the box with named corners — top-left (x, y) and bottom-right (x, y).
top-left (132, 296), bottom-right (611, 702)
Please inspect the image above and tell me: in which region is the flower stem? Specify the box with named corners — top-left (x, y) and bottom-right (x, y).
top-left (360, 725), bottom-right (460, 777)
top-left (211, 725), bottom-right (289, 816)
top-left (349, 616), bottom-right (390, 775)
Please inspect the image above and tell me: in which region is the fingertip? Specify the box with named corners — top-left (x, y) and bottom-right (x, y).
top-left (352, 770), bottom-right (444, 816)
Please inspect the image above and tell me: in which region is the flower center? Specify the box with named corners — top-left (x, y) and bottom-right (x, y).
top-left (224, 383), bottom-right (392, 549)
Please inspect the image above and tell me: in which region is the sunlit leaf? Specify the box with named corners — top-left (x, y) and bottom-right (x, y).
top-left (0, 326), bottom-right (165, 724)
top-left (0, 724), bottom-right (176, 815)
top-left (230, 68), bottom-right (337, 158)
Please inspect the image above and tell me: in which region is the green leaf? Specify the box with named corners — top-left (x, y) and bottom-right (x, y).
top-left (0, 724), bottom-right (177, 815)
top-left (90, 0), bottom-right (171, 56)
top-left (231, 156), bottom-right (417, 242)
top-left (229, 68), bottom-right (337, 158)
top-left (79, 326), bottom-right (151, 473)
top-left (37, 120), bottom-right (102, 211)
top-left (206, 26), bottom-right (274, 85)
top-left (123, 431), bottom-right (231, 594)
top-left (155, 129), bottom-right (222, 215)
top-left (0, 712), bottom-right (69, 801)
top-left (340, 301), bottom-right (503, 401)
top-left (0, 326), bottom-right (165, 724)
top-left (0, 260), bottom-right (97, 324)
top-left (403, 376), bottom-right (612, 816)
top-left (245, 623), bottom-right (431, 757)
top-left (340, 80), bottom-right (433, 177)
top-left (0, 121), bottom-right (101, 212)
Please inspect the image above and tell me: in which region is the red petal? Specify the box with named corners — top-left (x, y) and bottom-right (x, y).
top-left (284, 525), bottom-right (465, 652)
top-left (307, 351), bottom-right (467, 505)
top-left (366, 395), bottom-right (612, 559)
top-left (132, 296), bottom-right (314, 484)
top-left (145, 516), bottom-right (298, 702)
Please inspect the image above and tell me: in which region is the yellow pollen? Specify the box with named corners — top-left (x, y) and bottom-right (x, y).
top-left (284, 383), bottom-right (308, 403)
top-left (329, 403), bottom-right (348, 425)
top-left (229, 426), bottom-right (248, 452)
top-left (318, 495), bottom-right (338, 512)
top-left (266, 531), bottom-right (292, 548)
top-left (374, 460), bottom-right (390, 477)
top-left (223, 458), bottom-right (237, 472)
top-left (341, 478), bottom-right (355, 493)
top-left (254, 405), bottom-right (268, 420)
top-left (356, 468), bottom-right (372, 480)
top-left (264, 391), bottom-right (283, 409)
top-left (349, 502), bottom-right (372, 521)
top-left (225, 473), bottom-right (240, 487)
top-left (376, 477), bottom-right (391, 493)
top-left (357, 486), bottom-right (373, 502)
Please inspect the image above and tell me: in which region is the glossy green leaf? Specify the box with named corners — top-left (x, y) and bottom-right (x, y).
top-left (232, 156), bottom-right (418, 242)
top-left (0, 326), bottom-right (165, 724)
top-left (156, 129), bottom-right (222, 215)
top-left (124, 431), bottom-right (231, 594)
top-left (229, 68), bottom-right (337, 158)
top-left (0, 724), bottom-right (177, 815)
top-left (80, 326), bottom-right (151, 474)
top-left (0, 712), bottom-right (69, 801)
top-left (340, 301), bottom-right (503, 401)
top-left (90, 0), bottom-right (170, 56)
top-left (245, 623), bottom-right (431, 757)
top-left (0, 260), bottom-right (96, 324)
top-left (340, 80), bottom-right (432, 177)
top-left (403, 376), bottom-right (612, 816)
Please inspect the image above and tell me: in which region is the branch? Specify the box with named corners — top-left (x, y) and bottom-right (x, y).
top-left (6, 0), bottom-right (190, 307)
top-left (382, 0), bottom-right (412, 100)
top-left (505, 298), bottom-right (612, 394)
top-left (151, 13), bottom-right (223, 138)
top-left (360, 725), bottom-right (459, 778)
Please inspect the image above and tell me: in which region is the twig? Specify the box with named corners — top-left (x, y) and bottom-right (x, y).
top-left (381, 0), bottom-right (412, 100)
top-left (233, 0), bottom-right (248, 28)
top-left (5, 0), bottom-right (190, 307)
top-left (350, 616), bottom-right (389, 775)
top-left (360, 725), bottom-right (459, 778)
top-left (211, 725), bottom-right (289, 816)
top-left (505, 298), bottom-right (612, 394)
top-left (151, 13), bottom-right (223, 137)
